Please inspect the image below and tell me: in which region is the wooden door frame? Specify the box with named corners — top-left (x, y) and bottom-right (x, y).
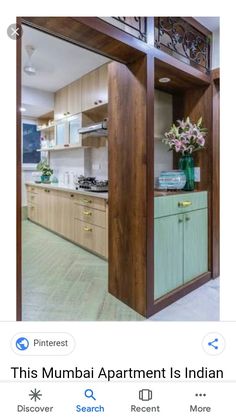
top-left (17, 16), bottom-right (155, 320)
top-left (17, 17), bottom-right (219, 319)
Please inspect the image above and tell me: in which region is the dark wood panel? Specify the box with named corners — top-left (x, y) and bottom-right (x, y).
top-left (154, 50), bottom-right (211, 91)
top-left (212, 67), bottom-right (220, 81)
top-left (146, 55), bottom-right (155, 317)
top-left (212, 80), bottom-right (220, 277)
top-left (108, 58), bottom-right (148, 316)
top-left (16, 17), bottom-right (22, 321)
top-left (22, 17), bottom-right (145, 64)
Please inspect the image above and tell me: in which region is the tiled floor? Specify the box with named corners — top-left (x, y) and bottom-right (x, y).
top-left (22, 220), bottom-right (219, 321)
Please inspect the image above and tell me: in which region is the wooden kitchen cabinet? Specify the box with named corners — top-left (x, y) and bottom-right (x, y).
top-left (67, 79), bottom-right (81, 115)
top-left (56, 192), bottom-right (75, 240)
top-left (54, 79), bottom-right (81, 120)
top-left (154, 191), bottom-right (208, 300)
top-left (54, 86), bottom-right (68, 120)
top-left (81, 65), bottom-right (108, 112)
top-left (26, 184), bottom-right (108, 259)
top-left (37, 188), bottom-right (58, 231)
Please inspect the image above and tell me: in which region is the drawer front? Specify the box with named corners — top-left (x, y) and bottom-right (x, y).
top-left (74, 203), bottom-right (106, 228)
top-left (27, 192), bottom-right (38, 204)
top-left (154, 191), bottom-right (208, 218)
top-left (74, 219), bottom-right (106, 257)
top-left (74, 194), bottom-right (106, 211)
top-left (26, 185), bottom-right (39, 194)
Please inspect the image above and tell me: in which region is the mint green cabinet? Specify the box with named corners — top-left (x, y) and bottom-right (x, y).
top-left (183, 209), bottom-right (208, 283)
top-left (154, 214), bottom-right (183, 299)
top-left (154, 192), bottom-right (208, 300)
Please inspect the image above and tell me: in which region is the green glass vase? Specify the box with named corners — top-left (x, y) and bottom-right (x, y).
top-left (178, 154), bottom-right (194, 191)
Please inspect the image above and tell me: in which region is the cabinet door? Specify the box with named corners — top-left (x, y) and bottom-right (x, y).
top-left (154, 214), bottom-right (184, 299)
top-left (68, 114), bottom-right (82, 145)
top-left (55, 121), bottom-right (67, 146)
top-left (183, 209), bottom-right (208, 283)
top-left (67, 79), bottom-right (81, 115)
top-left (81, 65), bottom-right (108, 111)
top-left (57, 193), bottom-right (74, 240)
top-left (28, 203), bottom-right (38, 222)
top-left (54, 87), bottom-right (68, 120)
top-left (38, 189), bottom-right (57, 231)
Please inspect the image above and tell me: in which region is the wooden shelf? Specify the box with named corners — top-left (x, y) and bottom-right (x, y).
top-left (37, 125), bottom-right (55, 132)
top-left (37, 144), bottom-right (91, 152)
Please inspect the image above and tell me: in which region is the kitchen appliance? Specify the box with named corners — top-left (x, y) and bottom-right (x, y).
top-left (74, 176), bottom-right (108, 192)
top-left (78, 119), bottom-right (108, 137)
top-left (156, 170), bottom-right (186, 190)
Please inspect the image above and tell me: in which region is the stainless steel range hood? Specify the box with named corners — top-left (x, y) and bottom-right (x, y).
top-left (78, 119), bottom-right (108, 137)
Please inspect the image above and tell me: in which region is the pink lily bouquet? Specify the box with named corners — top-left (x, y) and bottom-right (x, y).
top-left (163, 117), bottom-right (207, 155)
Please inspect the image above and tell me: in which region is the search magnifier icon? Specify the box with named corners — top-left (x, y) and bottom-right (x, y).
top-left (85, 389), bottom-right (96, 401)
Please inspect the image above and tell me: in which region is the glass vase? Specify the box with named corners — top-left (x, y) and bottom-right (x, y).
top-left (178, 154), bottom-right (194, 191)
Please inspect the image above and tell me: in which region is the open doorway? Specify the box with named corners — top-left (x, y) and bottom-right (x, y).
top-left (21, 25), bottom-right (143, 320)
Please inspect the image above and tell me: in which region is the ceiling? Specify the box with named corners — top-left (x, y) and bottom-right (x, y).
top-left (22, 25), bottom-right (110, 92)
top-left (194, 17), bottom-right (220, 32)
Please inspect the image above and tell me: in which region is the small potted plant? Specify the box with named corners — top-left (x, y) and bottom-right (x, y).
top-left (162, 116), bottom-right (207, 191)
top-left (36, 160), bottom-right (53, 183)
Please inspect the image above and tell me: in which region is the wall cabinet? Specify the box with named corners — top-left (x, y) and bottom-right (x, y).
top-left (55, 113), bottom-right (82, 146)
top-left (54, 79), bottom-right (82, 120)
top-left (154, 192), bottom-right (208, 300)
top-left (54, 87), bottom-right (69, 120)
top-left (81, 65), bottom-right (108, 112)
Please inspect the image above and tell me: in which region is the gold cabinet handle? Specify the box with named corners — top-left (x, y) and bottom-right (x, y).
top-left (81, 199), bottom-right (92, 204)
top-left (178, 201), bottom-right (192, 208)
top-left (83, 211), bottom-right (92, 216)
top-left (83, 226), bottom-right (93, 232)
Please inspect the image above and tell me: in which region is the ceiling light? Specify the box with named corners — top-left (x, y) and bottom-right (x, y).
top-left (24, 65), bottom-right (36, 76)
top-left (24, 45), bottom-right (36, 76)
top-left (159, 77), bottom-right (171, 83)
top-left (20, 107), bottom-right (26, 112)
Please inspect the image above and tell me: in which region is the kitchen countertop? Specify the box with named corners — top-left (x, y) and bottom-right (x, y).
top-left (26, 181), bottom-right (108, 200)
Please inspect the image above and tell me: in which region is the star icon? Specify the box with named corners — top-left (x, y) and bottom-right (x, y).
top-left (29, 389), bottom-right (42, 402)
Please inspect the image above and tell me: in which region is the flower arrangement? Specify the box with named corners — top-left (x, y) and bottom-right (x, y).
top-left (163, 116), bottom-right (207, 155)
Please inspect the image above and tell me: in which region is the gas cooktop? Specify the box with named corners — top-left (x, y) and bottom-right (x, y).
top-left (74, 176), bottom-right (108, 192)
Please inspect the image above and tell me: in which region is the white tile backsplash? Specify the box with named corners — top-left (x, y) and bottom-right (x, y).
top-left (49, 148), bottom-right (85, 182)
top-left (89, 146), bottom-right (108, 179)
top-left (49, 145), bottom-right (108, 181)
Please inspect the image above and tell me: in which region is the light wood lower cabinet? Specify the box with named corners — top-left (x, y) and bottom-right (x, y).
top-left (73, 203), bottom-right (106, 228)
top-left (56, 192), bottom-right (74, 240)
top-left (26, 185), bottom-right (108, 258)
top-left (74, 219), bottom-right (107, 257)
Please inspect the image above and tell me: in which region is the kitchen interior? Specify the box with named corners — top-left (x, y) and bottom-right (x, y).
top-left (21, 18), bottom-right (219, 321)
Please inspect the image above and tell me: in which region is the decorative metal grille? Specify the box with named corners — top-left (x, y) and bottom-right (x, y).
top-left (101, 17), bottom-right (147, 41)
top-left (155, 17), bottom-right (211, 72)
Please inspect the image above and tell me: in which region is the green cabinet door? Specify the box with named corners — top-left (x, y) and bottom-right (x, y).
top-left (154, 214), bottom-right (184, 299)
top-left (183, 208), bottom-right (208, 283)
